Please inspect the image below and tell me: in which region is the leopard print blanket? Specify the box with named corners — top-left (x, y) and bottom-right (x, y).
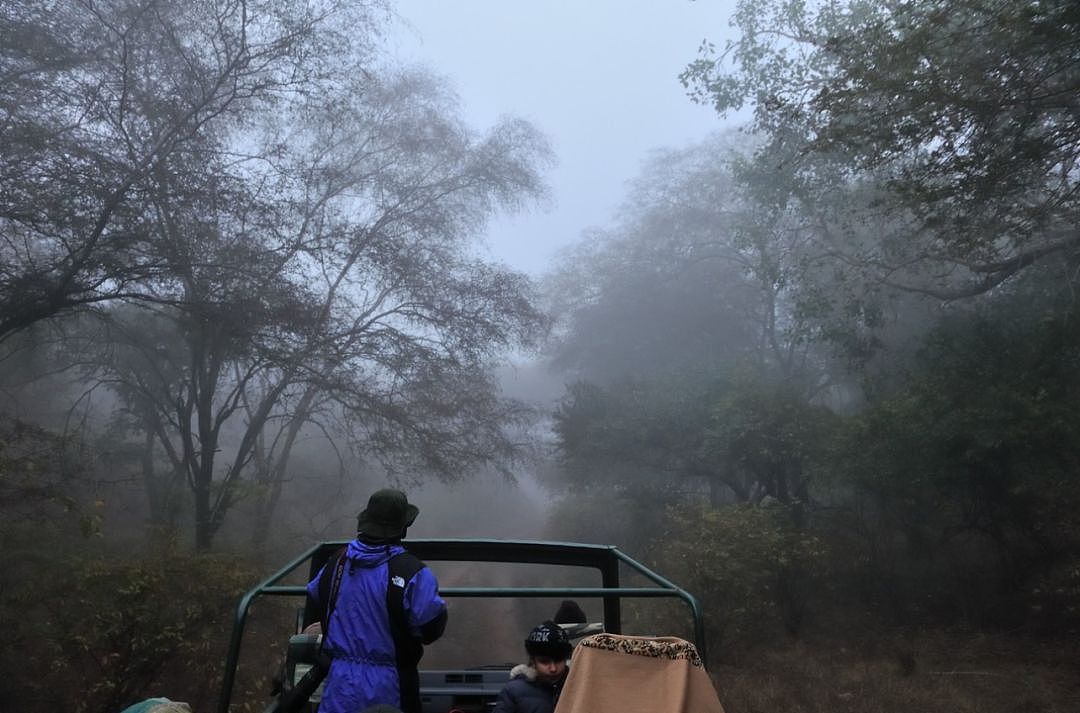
top-left (555, 634), bottom-right (724, 713)
top-left (578, 633), bottom-right (704, 668)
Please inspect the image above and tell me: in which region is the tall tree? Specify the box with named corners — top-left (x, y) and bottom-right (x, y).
top-left (829, 275), bottom-right (1080, 621)
top-left (547, 137), bottom-right (770, 383)
top-left (546, 134), bottom-right (843, 509)
top-left (90, 67), bottom-right (551, 551)
top-left (0, 0), bottom-right (379, 340)
top-left (683, 0), bottom-right (1080, 298)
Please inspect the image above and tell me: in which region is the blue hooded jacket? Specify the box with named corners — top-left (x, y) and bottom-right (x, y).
top-left (306, 539), bottom-right (447, 713)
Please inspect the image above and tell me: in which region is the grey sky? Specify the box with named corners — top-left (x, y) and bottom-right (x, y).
top-left (387, 1), bottom-right (743, 276)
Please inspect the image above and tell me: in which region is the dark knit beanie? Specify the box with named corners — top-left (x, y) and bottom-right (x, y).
top-left (524, 620), bottom-right (573, 660)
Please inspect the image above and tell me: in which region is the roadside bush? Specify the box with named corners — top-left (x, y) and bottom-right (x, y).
top-left (5, 549), bottom-right (256, 713)
top-left (1028, 557), bottom-right (1080, 635)
top-left (653, 502), bottom-right (831, 653)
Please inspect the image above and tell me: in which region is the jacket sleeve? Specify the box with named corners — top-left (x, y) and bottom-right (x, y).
top-left (419, 608), bottom-right (448, 644)
top-left (491, 682), bottom-right (517, 713)
top-left (305, 563), bottom-right (327, 611)
top-left (404, 566), bottom-right (448, 642)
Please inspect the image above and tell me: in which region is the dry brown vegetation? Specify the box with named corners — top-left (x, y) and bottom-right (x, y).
top-left (712, 632), bottom-right (1080, 713)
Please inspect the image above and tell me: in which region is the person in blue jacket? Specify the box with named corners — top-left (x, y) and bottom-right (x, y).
top-left (492, 621), bottom-right (573, 713)
top-left (307, 488), bottom-right (447, 713)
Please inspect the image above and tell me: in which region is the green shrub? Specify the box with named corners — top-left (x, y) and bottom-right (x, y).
top-left (4, 550), bottom-right (256, 713)
top-left (653, 502), bottom-right (831, 652)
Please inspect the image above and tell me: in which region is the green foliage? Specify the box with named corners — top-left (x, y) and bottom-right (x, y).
top-left (546, 490), bottom-right (674, 557)
top-left (828, 287), bottom-right (1080, 624)
top-left (666, 0), bottom-right (1080, 635)
top-left (539, 0), bottom-right (1080, 672)
top-left (552, 376), bottom-right (726, 490)
top-left (684, 0), bottom-right (1080, 296)
top-left (551, 369), bottom-right (840, 513)
top-left (654, 502), bottom-right (831, 649)
top-left (2, 549), bottom-right (257, 713)
top-left (1029, 557), bottom-right (1080, 634)
top-left (548, 138), bottom-right (767, 378)
top-left (4, 0), bottom-right (554, 553)
top-left (548, 376), bottom-right (728, 554)
top-left (706, 376), bottom-right (839, 503)
top-left (0, 416), bottom-right (104, 543)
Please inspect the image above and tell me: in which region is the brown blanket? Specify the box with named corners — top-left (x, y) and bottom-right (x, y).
top-left (554, 634), bottom-right (725, 713)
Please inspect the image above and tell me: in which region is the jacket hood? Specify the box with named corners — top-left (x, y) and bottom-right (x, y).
top-left (510, 664), bottom-right (536, 681)
top-left (509, 663), bottom-right (569, 685)
top-left (346, 538), bottom-right (405, 568)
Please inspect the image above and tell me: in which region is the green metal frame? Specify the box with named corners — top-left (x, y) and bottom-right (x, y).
top-left (217, 538), bottom-right (706, 713)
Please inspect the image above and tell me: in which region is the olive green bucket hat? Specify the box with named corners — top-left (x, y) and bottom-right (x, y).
top-left (356, 488), bottom-right (419, 539)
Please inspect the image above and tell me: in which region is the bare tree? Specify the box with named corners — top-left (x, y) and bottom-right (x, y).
top-left (0, 0), bottom-right (379, 340)
top-left (88, 66), bottom-right (551, 550)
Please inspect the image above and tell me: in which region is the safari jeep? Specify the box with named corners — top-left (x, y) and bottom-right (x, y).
top-left (216, 539), bottom-right (707, 713)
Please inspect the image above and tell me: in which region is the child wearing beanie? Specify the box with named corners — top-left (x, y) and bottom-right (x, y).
top-left (491, 621), bottom-right (573, 713)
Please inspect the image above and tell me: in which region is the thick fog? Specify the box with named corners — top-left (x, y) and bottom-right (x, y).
top-left (4, 1), bottom-right (1080, 712)
top-left (388, 0), bottom-right (745, 275)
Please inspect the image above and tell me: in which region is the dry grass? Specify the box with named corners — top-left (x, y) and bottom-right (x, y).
top-left (711, 632), bottom-right (1080, 713)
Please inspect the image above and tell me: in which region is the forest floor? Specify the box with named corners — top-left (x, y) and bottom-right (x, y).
top-left (711, 630), bottom-right (1080, 713)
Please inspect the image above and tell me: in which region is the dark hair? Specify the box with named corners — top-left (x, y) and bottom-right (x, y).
top-left (553, 600), bottom-right (587, 625)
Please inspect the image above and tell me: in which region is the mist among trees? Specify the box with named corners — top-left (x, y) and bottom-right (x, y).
top-left (3, 1), bottom-right (1079, 711)
top-left (542, 0), bottom-right (1080, 707)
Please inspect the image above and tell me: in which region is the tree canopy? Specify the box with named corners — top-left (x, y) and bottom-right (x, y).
top-left (683, 0), bottom-right (1080, 297)
top-left (542, 0), bottom-right (1080, 648)
top-left (1, 0), bottom-right (553, 550)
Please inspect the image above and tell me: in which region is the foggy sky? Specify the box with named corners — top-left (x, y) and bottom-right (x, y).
top-left (388, 0), bottom-right (745, 276)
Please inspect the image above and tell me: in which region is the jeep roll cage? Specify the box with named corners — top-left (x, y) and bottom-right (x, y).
top-left (217, 538), bottom-right (706, 713)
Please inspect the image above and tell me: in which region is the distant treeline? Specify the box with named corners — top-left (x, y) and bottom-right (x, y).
top-left (2, 0), bottom-right (1079, 710)
top-left (540, 0), bottom-right (1080, 654)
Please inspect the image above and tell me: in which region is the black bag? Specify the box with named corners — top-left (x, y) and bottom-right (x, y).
top-left (272, 551), bottom-right (348, 713)
top-left (273, 650), bottom-right (332, 713)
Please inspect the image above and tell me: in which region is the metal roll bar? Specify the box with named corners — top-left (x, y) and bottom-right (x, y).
top-left (218, 538), bottom-right (706, 713)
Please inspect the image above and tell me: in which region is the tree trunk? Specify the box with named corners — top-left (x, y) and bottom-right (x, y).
top-left (249, 387), bottom-right (319, 554)
top-left (195, 475), bottom-right (213, 552)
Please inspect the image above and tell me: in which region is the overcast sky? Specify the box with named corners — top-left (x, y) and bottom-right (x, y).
top-left (386, 1), bottom-right (745, 276)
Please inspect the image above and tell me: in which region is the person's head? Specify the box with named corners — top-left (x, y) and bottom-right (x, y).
top-left (524, 620), bottom-right (572, 681)
top-left (356, 488), bottom-right (419, 542)
top-left (553, 600), bottom-right (587, 625)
